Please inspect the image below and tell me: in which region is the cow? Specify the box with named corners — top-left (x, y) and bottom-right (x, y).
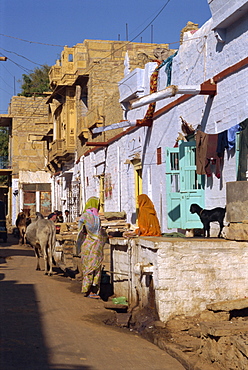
top-left (26, 212), bottom-right (56, 275)
top-left (15, 209), bottom-right (31, 245)
top-left (16, 211), bottom-right (27, 244)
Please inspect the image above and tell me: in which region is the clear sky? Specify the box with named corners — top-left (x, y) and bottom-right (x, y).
top-left (0, 0), bottom-right (211, 114)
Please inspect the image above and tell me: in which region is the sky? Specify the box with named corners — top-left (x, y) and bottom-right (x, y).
top-left (0, 0), bottom-right (211, 114)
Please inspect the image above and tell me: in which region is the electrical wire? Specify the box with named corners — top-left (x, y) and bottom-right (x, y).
top-left (0, 0), bottom-right (210, 133)
top-left (5, 56), bottom-right (33, 73)
top-left (0, 33), bottom-right (65, 48)
top-left (0, 86), bottom-right (13, 96)
top-left (0, 47), bottom-right (43, 66)
top-left (0, 74), bottom-right (15, 90)
top-left (81, 0), bottom-right (173, 77)
top-left (0, 0), bottom-right (172, 80)
top-left (0, 62), bottom-right (15, 77)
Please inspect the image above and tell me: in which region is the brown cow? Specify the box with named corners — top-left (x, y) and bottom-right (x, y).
top-left (15, 212), bottom-right (27, 244)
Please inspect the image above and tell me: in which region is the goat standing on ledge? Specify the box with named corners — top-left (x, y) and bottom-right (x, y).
top-left (190, 203), bottom-right (226, 238)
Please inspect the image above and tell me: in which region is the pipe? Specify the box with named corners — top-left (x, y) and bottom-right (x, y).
top-left (80, 156), bottom-right (86, 212)
top-left (117, 146), bottom-right (121, 211)
top-left (128, 241), bottom-right (132, 306)
top-left (131, 85), bottom-right (201, 109)
top-left (105, 270), bottom-right (129, 276)
top-left (92, 120), bottom-right (136, 134)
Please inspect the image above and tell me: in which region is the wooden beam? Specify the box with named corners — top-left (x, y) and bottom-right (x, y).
top-left (86, 142), bottom-right (108, 147)
top-left (199, 80), bottom-right (217, 96)
top-left (213, 57), bottom-right (248, 83)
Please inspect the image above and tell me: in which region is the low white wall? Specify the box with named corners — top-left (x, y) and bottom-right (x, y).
top-left (109, 237), bottom-right (248, 322)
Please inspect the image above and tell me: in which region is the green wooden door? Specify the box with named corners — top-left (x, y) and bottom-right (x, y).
top-left (166, 141), bottom-right (205, 229)
top-left (166, 147), bottom-right (181, 228)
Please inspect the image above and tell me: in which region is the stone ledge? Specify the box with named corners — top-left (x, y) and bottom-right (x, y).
top-left (223, 223), bottom-right (248, 241)
top-left (207, 297), bottom-right (248, 312)
top-left (200, 321), bottom-right (248, 337)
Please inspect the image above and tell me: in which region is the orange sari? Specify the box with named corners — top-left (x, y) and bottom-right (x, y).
top-left (136, 194), bottom-right (161, 236)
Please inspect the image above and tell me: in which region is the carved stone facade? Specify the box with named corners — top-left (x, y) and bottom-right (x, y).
top-left (47, 40), bottom-right (175, 167)
top-left (7, 95), bottom-right (52, 222)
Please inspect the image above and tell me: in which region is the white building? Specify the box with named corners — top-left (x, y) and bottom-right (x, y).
top-left (81, 0), bottom-right (248, 234)
top-left (77, 0), bottom-right (248, 322)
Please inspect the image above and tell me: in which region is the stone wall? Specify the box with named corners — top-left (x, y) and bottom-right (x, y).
top-left (109, 237), bottom-right (248, 323)
top-left (10, 95), bottom-right (50, 177)
top-left (72, 40), bottom-right (174, 157)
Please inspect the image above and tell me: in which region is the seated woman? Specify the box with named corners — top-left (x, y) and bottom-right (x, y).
top-left (76, 196), bottom-right (106, 298)
top-left (124, 194), bottom-right (161, 237)
top-left (136, 194), bottom-right (161, 236)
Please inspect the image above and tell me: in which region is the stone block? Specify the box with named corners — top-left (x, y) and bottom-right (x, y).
top-left (232, 334), bottom-right (248, 357)
top-left (200, 321), bottom-right (248, 337)
top-left (226, 181), bottom-right (248, 222)
top-left (207, 297), bottom-right (248, 312)
top-left (223, 223), bottom-right (248, 241)
top-left (200, 310), bottom-right (230, 321)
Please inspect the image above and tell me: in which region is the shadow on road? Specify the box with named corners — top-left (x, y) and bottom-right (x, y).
top-left (0, 234), bottom-right (34, 260)
top-left (0, 234), bottom-right (93, 370)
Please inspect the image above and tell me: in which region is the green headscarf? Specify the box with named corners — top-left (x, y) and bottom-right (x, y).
top-left (83, 197), bottom-right (100, 213)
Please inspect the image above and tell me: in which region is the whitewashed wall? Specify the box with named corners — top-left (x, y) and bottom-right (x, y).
top-left (82, 7), bottom-right (247, 232)
top-left (110, 237), bottom-right (248, 322)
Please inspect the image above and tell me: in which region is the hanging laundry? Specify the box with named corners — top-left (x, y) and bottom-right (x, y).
top-left (196, 130), bottom-right (208, 175)
top-left (180, 116), bottom-right (195, 141)
top-left (217, 130), bottom-right (228, 157)
top-left (137, 52), bottom-right (178, 126)
top-left (227, 123), bottom-right (240, 150)
top-left (137, 60), bottom-right (162, 125)
top-left (205, 134), bottom-right (222, 178)
top-left (237, 118), bottom-right (248, 181)
top-left (196, 130), bottom-right (223, 178)
top-left (156, 51), bottom-right (178, 87)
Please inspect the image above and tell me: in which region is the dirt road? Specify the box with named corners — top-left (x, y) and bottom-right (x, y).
top-left (0, 235), bottom-right (185, 370)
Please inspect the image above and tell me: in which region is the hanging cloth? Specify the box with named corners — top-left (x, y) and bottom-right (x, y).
top-left (237, 118), bottom-right (248, 181)
top-left (156, 51), bottom-right (178, 87)
top-left (217, 130), bottom-right (228, 157)
top-left (196, 130), bottom-right (208, 175)
top-left (227, 123), bottom-right (240, 150)
top-left (205, 134), bottom-right (222, 178)
top-left (137, 60), bottom-right (162, 124)
top-left (137, 52), bottom-right (178, 125)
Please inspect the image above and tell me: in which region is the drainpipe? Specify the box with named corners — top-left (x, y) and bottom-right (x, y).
top-left (51, 176), bottom-right (56, 212)
top-left (117, 146), bottom-right (121, 212)
top-left (92, 120), bottom-right (136, 134)
top-left (80, 156), bottom-right (86, 212)
top-left (128, 240), bottom-right (132, 306)
top-left (19, 187), bottom-right (23, 214)
top-left (131, 85), bottom-right (206, 109)
top-left (36, 191), bottom-right (40, 213)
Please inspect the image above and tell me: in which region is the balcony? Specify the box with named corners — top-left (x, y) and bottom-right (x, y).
top-left (85, 106), bottom-right (104, 130)
top-left (49, 65), bottom-right (62, 88)
top-left (48, 139), bottom-right (75, 164)
top-left (48, 139), bottom-right (64, 162)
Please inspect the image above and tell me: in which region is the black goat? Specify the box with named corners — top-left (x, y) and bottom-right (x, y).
top-left (190, 203), bottom-right (226, 238)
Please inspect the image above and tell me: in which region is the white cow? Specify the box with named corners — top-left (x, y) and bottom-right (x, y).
top-left (26, 213), bottom-right (56, 275)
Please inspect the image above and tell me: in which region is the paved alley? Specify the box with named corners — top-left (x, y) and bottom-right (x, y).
top-left (0, 235), bottom-right (185, 370)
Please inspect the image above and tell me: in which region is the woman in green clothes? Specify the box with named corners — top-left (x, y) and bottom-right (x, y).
top-left (76, 197), bottom-right (106, 298)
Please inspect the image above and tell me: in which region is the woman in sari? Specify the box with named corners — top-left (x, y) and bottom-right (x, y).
top-left (135, 194), bottom-right (161, 236)
top-left (76, 197), bottom-right (105, 298)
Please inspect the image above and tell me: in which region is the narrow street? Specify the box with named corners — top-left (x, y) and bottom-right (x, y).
top-left (0, 235), bottom-right (185, 370)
